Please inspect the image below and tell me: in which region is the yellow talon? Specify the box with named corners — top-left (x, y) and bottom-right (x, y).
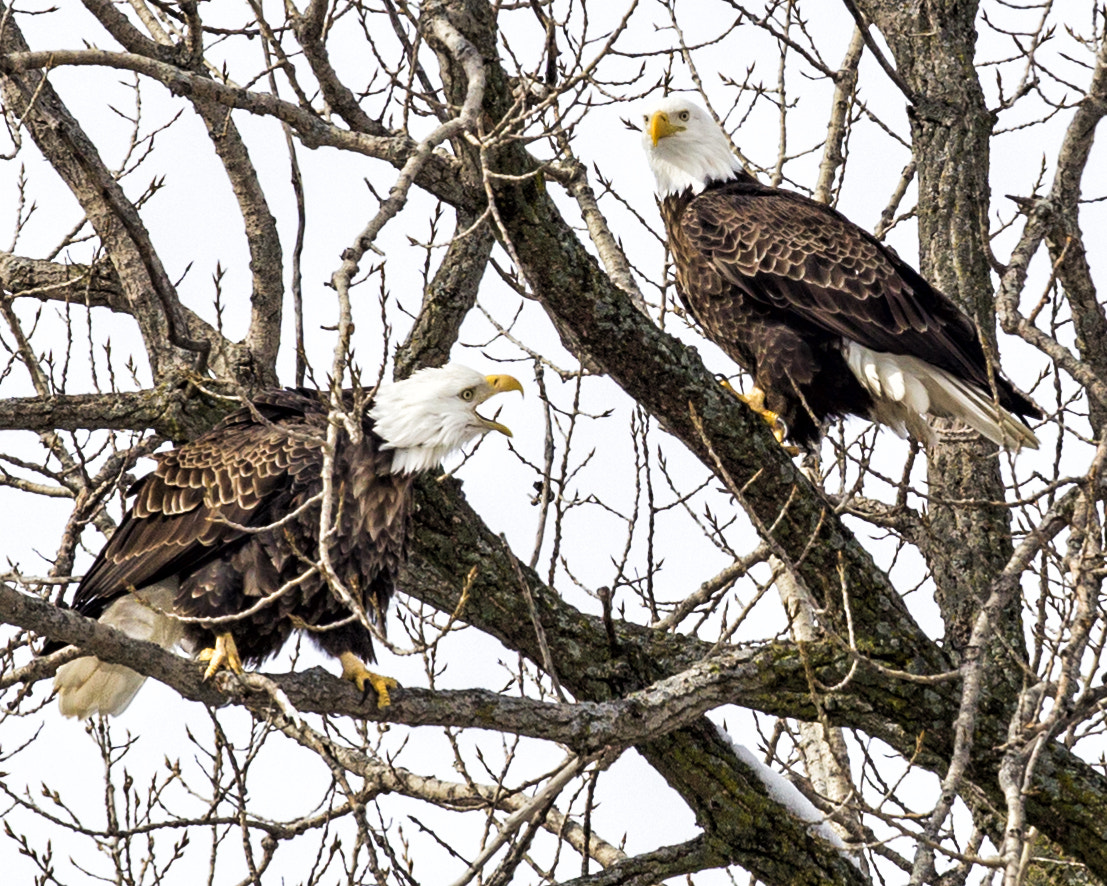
top-left (339, 651), bottom-right (398, 708)
top-left (197, 633), bottom-right (244, 681)
top-left (720, 380), bottom-right (799, 454)
top-left (716, 375), bottom-right (739, 397)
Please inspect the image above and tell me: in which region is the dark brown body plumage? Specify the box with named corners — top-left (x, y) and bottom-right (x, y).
top-left (72, 388), bottom-right (409, 666)
top-left (660, 172), bottom-right (1040, 448)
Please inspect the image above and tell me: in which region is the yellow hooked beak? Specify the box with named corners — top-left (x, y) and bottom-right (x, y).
top-left (648, 111), bottom-right (684, 146)
top-left (479, 374), bottom-right (524, 437)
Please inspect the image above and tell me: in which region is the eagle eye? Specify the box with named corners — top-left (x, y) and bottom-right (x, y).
top-left (460, 388), bottom-right (476, 401)
top-left (678, 110), bottom-right (690, 121)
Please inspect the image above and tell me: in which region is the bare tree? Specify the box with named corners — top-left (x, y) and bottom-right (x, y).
top-left (1, 1), bottom-right (1106, 884)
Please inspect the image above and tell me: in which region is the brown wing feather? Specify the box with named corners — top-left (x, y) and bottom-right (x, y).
top-left (675, 177), bottom-right (994, 387)
top-left (660, 174), bottom-right (1041, 447)
top-left (74, 391), bottom-right (327, 614)
top-left (72, 387), bottom-right (412, 668)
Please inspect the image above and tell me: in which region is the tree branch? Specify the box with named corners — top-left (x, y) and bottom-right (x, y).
top-left (0, 47), bottom-right (471, 208)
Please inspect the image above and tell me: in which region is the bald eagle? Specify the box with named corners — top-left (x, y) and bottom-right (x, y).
top-left (53, 364), bottom-right (523, 718)
top-left (640, 97), bottom-right (1041, 451)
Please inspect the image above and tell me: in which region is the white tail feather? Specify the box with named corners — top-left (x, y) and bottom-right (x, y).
top-left (54, 580), bottom-right (183, 718)
top-left (845, 342), bottom-right (1039, 450)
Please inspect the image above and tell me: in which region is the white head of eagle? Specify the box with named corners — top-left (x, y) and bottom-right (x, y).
top-left (371, 364), bottom-right (524, 474)
top-left (640, 96), bottom-right (744, 198)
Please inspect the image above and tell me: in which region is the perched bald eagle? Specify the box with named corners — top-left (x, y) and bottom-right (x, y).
top-left (640, 97), bottom-right (1041, 451)
top-left (53, 364), bottom-right (523, 718)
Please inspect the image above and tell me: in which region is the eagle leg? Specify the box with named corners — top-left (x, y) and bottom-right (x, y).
top-left (197, 632), bottom-right (245, 681)
top-left (339, 651), bottom-right (398, 709)
top-left (718, 380), bottom-right (797, 453)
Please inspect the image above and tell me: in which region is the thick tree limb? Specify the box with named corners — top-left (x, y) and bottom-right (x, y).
top-left (0, 252), bottom-right (124, 309)
top-left (0, 579), bottom-right (868, 756)
top-left (0, 380), bottom-right (242, 441)
top-left (555, 836), bottom-right (716, 886)
top-left (189, 97), bottom-right (284, 385)
top-left (0, 254), bottom-right (252, 378)
top-left (1, 581), bottom-right (629, 868)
